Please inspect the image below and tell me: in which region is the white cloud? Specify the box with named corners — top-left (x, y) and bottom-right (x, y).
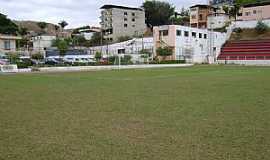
top-left (0, 0), bottom-right (206, 28)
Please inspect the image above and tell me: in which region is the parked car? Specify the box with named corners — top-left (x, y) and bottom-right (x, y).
top-left (45, 58), bottom-right (61, 65)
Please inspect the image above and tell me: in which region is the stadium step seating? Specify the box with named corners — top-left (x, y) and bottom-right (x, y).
top-left (218, 40), bottom-right (270, 60)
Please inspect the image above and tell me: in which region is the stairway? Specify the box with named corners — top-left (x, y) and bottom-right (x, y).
top-left (218, 40), bottom-right (270, 60)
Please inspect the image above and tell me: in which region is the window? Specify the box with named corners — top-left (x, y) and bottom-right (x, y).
top-left (245, 12), bottom-right (251, 16)
top-left (124, 18), bottom-right (128, 21)
top-left (192, 32), bottom-right (196, 38)
top-left (253, 10), bottom-right (257, 14)
top-left (192, 15), bottom-right (196, 19)
top-left (184, 31), bottom-right (189, 37)
top-left (176, 30), bottom-right (181, 36)
top-left (159, 30), bottom-right (169, 36)
top-left (199, 14), bottom-right (203, 20)
top-left (204, 34), bottom-right (207, 39)
top-left (132, 18), bottom-right (135, 22)
top-left (124, 24), bottom-right (128, 28)
top-left (4, 40), bottom-right (11, 50)
top-left (124, 12), bottom-right (128, 16)
top-left (118, 49), bottom-right (125, 54)
top-left (199, 33), bottom-right (202, 38)
top-left (132, 13), bottom-right (135, 16)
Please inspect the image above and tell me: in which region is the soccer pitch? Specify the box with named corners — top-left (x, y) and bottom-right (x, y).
top-left (0, 65), bottom-right (270, 160)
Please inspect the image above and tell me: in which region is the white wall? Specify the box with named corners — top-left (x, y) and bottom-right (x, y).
top-left (154, 25), bottom-right (227, 64)
top-left (207, 14), bottom-right (230, 29)
top-left (235, 19), bottom-right (270, 28)
top-left (89, 37), bottom-right (153, 56)
top-left (32, 36), bottom-right (56, 53)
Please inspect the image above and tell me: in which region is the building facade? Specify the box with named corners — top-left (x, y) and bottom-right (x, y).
top-left (153, 25), bottom-right (227, 63)
top-left (0, 34), bottom-right (21, 53)
top-left (190, 5), bottom-right (214, 29)
top-left (237, 2), bottom-right (270, 21)
top-left (32, 35), bottom-right (56, 55)
top-left (100, 5), bottom-right (146, 42)
top-left (207, 13), bottom-right (230, 29)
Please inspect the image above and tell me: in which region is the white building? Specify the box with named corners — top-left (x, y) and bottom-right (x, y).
top-left (32, 35), bottom-right (56, 54)
top-left (207, 13), bottom-right (230, 29)
top-left (153, 25), bottom-right (227, 63)
top-left (89, 37), bottom-right (153, 63)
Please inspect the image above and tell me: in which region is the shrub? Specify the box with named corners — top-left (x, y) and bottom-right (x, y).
top-left (233, 28), bottom-right (242, 33)
top-left (95, 51), bottom-right (102, 61)
top-left (31, 53), bottom-right (44, 60)
top-left (150, 60), bottom-right (186, 64)
top-left (17, 59), bottom-right (33, 69)
top-left (255, 21), bottom-right (269, 34)
top-left (156, 47), bottom-right (173, 56)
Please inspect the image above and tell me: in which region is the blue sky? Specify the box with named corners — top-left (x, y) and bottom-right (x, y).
top-left (0, 0), bottom-right (206, 28)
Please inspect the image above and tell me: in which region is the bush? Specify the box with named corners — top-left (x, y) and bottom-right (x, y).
top-left (31, 53), bottom-right (44, 60)
top-left (255, 21), bottom-right (269, 34)
top-left (16, 59), bottom-right (33, 69)
top-left (233, 27), bottom-right (242, 33)
top-left (95, 51), bottom-right (102, 61)
top-left (156, 47), bottom-right (173, 57)
top-left (149, 60), bottom-right (186, 64)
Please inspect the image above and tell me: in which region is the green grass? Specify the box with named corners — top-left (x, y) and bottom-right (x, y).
top-left (0, 65), bottom-right (270, 160)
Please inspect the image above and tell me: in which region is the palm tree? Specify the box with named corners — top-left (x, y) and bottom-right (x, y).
top-left (58, 20), bottom-right (68, 30)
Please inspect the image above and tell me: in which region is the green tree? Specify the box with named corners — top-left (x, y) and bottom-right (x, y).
top-left (117, 36), bottom-right (131, 42)
top-left (156, 47), bottom-right (173, 61)
top-left (255, 21), bottom-right (269, 34)
top-left (37, 22), bottom-right (47, 30)
top-left (52, 39), bottom-right (68, 58)
top-left (95, 51), bottom-right (102, 62)
top-left (0, 13), bottom-right (18, 35)
top-left (18, 27), bottom-right (28, 36)
top-left (89, 32), bottom-right (103, 46)
top-left (142, 0), bottom-right (175, 27)
top-left (58, 20), bottom-right (68, 29)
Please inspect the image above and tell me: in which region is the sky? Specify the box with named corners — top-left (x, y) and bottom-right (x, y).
top-left (0, 0), bottom-right (207, 28)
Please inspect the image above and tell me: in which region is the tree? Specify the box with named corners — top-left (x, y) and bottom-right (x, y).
top-left (117, 36), bottom-right (131, 42)
top-left (95, 51), bottom-right (102, 61)
top-left (58, 20), bottom-right (68, 29)
top-left (89, 32), bottom-right (103, 46)
top-left (142, 1), bottom-right (175, 27)
top-left (0, 13), bottom-right (18, 35)
top-left (170, 9), bottom-right (190, 26)
top-left (156, 47), bottom-right (173, 61)
top-left (255, 21), bottom-right (269, 34)
top-left (53, 39), bottom-right (68, 58)
top-left (18, 27), bottom-right (28, 36)
top-left (37, 22), bottom-right (47, 30)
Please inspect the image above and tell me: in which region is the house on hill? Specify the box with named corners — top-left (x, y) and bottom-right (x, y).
top-left (237, 1), bottom-right (270, 21)
top-left (0, 34), bottom-right (21, 53)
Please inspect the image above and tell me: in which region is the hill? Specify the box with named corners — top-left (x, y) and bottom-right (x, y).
top-left (14, 20), bottom-right (59, 36)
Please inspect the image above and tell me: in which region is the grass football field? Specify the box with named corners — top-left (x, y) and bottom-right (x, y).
top-left (0, 65), bottom-right (270, 160)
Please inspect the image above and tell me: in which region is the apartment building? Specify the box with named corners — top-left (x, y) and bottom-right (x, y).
top-left (153, 25), bottom-right (227, 63)
top-left (0, 34), bottom-right (21, 53)
top-left (237, 1), bottom-right (270, 21)
top-left (190, 5), bottom-right (213, 28)
top-left (100, 5), bottom-right (146, 42)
